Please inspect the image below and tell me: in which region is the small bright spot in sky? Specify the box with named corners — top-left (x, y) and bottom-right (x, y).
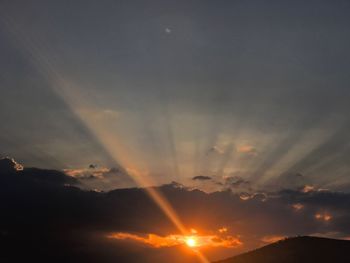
top-left (165, 27), bottom-right (172, 34)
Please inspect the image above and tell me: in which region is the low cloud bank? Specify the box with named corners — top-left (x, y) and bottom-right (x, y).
top-left (1, 157), bottom-right (350, 262)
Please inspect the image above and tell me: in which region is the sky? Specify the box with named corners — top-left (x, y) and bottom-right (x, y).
top-left (1, 0), bottom-right (350, 192)
top-left (1, 1), bottom-right (350, 262)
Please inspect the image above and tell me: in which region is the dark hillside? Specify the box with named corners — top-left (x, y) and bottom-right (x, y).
top-left (215, 236), bottom-right (350, 263)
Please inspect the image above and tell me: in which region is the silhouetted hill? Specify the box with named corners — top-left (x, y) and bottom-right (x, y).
top-left (2, 158), bottom-right (350, 262)
top-left (215, 236), bottom-right (350, 263)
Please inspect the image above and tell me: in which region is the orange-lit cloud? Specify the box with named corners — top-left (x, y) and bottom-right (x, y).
top-left (3, 157), bottom-right (24, 171)
top-left (64, 167), bottom-right (112, 179)
top-left (302, 185), bottom-right (315, 193)
top-left (107, 232), bottom-right (242, 249)
top-left (315, 213), bottom-right (332, 222)
top-left (238, 192), bottom-right (267, 202)
top-left (218, 227), bottom-right (228, 233)
top-left (301, 185), bottom-right (329, 194)
top-left (237, 145), bottom-right (257, 156)
top-left (292, 203), bottom-right (304, 211)
top-left (239, 192), bottom-right (252, 201)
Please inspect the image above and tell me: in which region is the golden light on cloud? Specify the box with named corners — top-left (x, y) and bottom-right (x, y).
top-left (302, 185), bottom-right (315, 193)
top-left (292, 203), bottom-right (304, 211)
top-left (237, 145), bottom-right (257, 156)
top-left (107, 231), bottom-right (242, 249)
top-left (315, 213), bottom-right (332, 222)
top-left (64, 167), bottom-right (111, 179)
top-left (218, 227), bottom-right (228, 233)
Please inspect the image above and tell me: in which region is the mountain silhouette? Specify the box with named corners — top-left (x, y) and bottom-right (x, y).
top-left (215, 236), bottom-right (350, 263)
top-left (2, 159), bottom-right (350, 262)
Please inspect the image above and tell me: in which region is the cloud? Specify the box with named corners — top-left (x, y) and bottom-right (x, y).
top-left (302, 185), bottom-right (316, 193)
top-left (292, 203), bottom-right (304, 211)
top-left (267, 172), bottom-right (310, 191)
top-left (218, 227), bottom-right (228, 233)
top-left (315, 213), bottom-right (332, 222)
top-left (192, 175), bottom-right (212, 181)
top-left (64, 165), bottom-right (135, 190)
top-left (65, 166), bottom-right (117, 179)
top-left (223, 176), bottom-right (250, 189)
top-left (0, 157), bottom-right (77, 186)
top-left (2, 159), bottom-right (350, 261)
top-left (237, 145), bottom-right (258, 156)
top-left (0, 157), bottom-right (23, 172)
top-left (239, 192), bottom-right (267, 202)
top-left (107, 231), bottom-right (242, 249)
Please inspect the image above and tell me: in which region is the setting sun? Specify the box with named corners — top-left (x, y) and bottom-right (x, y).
top-left (186, 237), bottom-right (197, 247)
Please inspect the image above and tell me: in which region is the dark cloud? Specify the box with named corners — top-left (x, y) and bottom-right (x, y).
top-left (89, 164), bottom-right (97, 169)
top-left (0, 157), bottom-right (23, 172)
top-left (192, 175), bottom-right (212, 181)
top-left (2, 159), bottom-right (350, 261)
top-left (0, 157), bottom-right (77, 186)
top-left (224, 176), bottom-right (250, 189)
top-left (267, 172), bottom-right (310, 191)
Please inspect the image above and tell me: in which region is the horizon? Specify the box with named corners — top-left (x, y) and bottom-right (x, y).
top-left (2, 156), bottom-right (350, 261)
top-left (1, 1), bottom-right (350, 262)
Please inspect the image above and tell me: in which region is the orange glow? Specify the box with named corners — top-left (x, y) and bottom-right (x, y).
top-left (292, 203), bottom-right (304, 211)
top-left (218, 227), bottom-right (228, 233)
top-left (302, 185), bottom-right (315, 193)
top-left (324, 214), bottom-right (332, 221)
top-left (186, 237), bottom-right (197, 247)
top-left (107, 232), bottom-right (243, 249)
top-left (190, 228), bottom-right (198, 234)
top-left (315, 213), bottom-right (332, 221)
top-left (237, 145), bottom-right (257, 155)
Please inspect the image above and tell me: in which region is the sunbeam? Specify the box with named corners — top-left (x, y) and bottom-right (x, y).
top-left (0, 14), bottom-right (210, 263)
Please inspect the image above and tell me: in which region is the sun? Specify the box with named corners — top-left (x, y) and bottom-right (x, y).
top-left (185, 237), bottom-right (197, 247)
